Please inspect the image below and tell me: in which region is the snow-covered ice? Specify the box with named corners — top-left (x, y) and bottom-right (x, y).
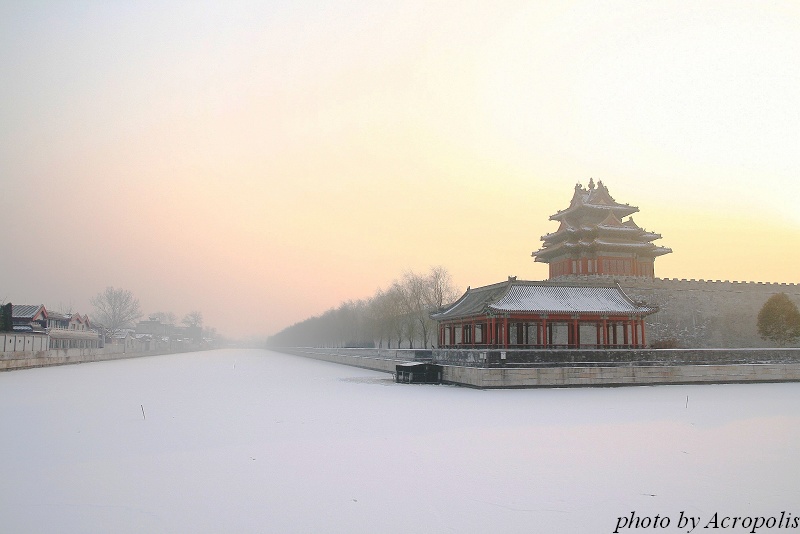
top-left (1, 349), bottom-right (799, 533)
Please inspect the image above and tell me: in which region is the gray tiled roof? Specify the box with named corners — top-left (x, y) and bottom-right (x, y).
top-left (11, 304), bottom-right (46, 319)
top-left (432, 280), bottom-right (655, 320)
top-left (430, 281), bottom-right (510, 320)
top-left (490, 285), bottom-right (653, 315)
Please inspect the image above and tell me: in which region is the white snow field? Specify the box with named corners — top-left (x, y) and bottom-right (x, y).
top-left (2, 349), bottom-right (799, 534)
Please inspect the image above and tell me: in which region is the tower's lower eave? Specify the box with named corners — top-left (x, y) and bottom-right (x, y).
top-left (534, 240), bottom-right (671, 258)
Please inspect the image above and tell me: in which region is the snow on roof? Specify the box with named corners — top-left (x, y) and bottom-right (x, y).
top-left (49, 329), bottom-right (100, 340)
top-left (431, 281), bottom-right (510, 320)
top-left (432, 281), bottom-right (655, 320)
top-left (489, 284), bottom-right (654, 315)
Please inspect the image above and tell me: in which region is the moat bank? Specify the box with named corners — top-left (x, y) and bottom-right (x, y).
top-left (279, 347), bottom-right (800, 389)
top-left (0, 345), bottom-right (212, 371)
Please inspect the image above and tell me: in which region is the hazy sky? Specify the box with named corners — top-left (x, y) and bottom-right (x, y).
top-left (2, 1), bottom-right (799, 338)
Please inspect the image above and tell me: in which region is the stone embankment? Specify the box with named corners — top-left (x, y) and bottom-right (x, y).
top-left (1, 346), bottom-right (208, 371)
top-left (277, 347), bottom-right (800, 389)
top-left (277, 347), bottom-right (422, 373)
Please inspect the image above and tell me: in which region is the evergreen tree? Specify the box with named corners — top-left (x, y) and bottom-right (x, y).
top-left (0, 303), bottom-right (12, 332)
top-left (757, 293), bottom-right (800, 347)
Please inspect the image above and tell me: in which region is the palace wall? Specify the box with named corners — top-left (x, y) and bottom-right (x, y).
top-left (550, 275), bottom-right (800, 348)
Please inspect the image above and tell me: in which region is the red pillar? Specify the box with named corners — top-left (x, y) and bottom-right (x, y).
top-left (573, 318), bottom-right (580, 348)
top-left (623, 320), bottom-right (629, 346)
top-left (601, 318), bottom-right (608, 346)
top-left (541, 317), bottom-right (547, 348)
top-left (640, 319), bottom-right (646, 347)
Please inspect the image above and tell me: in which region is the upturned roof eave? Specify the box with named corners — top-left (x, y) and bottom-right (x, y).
top-left (549, 203), bottom-right (639, 221)
top-left (430, 280), bottom-right (512, 320)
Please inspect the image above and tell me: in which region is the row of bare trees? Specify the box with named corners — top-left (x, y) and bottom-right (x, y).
top-left (266, 267), bottom-right (460, 349)
top-left (90, 286), bottom-right (209, 338)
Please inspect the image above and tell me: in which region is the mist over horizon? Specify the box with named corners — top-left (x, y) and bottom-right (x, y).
top-left (2, 1), bottom-right (799, 339)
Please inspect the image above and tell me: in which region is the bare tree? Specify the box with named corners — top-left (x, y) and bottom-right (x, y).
top-left (90, 287), bottom-right (142, 336)
top-left (423, 266), bottom-right (459, 348)
top-left (182, 311), bottom-right (203, 328)
top-left (397, 273), bottom-right (426, 348)
top-left (426, 265), bottom-right (459, 311)
top-left (368, 289), bottom-right (399, 348)
top-left (396, 267), bottom-right (459, 348)
top-left (264, 265), bottom-right (459, 349)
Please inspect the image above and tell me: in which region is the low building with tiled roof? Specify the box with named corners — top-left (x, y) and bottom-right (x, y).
top-left (11, 304), bottom-right (48, 333)
top-left (47, 310), bottom-right (102, 350)
top-left (431, 277), bottom-right (656, 349)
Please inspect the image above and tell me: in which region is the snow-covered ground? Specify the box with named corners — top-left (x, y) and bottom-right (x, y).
top-left (1, 349), bottom-right (799, 533)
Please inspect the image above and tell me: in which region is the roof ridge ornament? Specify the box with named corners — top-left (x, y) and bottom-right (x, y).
top-left (570, 182), bottom-right (586, 207)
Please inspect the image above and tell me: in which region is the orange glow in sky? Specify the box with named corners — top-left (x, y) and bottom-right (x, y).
top-left (2, 1), bottom-right (799, 338)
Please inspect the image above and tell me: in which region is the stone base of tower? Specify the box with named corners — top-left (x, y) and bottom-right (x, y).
top-left (548, 256), bottom-right (656, 278)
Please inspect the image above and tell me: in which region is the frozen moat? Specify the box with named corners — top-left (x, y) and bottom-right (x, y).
top-left (1, 349), bottom-right (798, 533)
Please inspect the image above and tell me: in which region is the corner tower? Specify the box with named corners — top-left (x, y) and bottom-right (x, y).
top-left (533, 179), bottom-right (671, 278)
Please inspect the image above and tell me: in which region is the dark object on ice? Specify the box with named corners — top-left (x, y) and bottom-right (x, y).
top-left (395, 362), bottom-right (442, 384)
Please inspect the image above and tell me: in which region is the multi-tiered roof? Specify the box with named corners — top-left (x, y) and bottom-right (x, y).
top-left (532, 179), bottom-right (671, 278)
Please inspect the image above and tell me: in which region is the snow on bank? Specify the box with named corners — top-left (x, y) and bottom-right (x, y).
top-left (1, 349), bottom-right (799, 533)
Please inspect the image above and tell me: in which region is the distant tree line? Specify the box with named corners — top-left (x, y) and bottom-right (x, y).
top-left (266, 266), bottom-right (460, 349)
top-left (90, 286), bottom-right (217, 341)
